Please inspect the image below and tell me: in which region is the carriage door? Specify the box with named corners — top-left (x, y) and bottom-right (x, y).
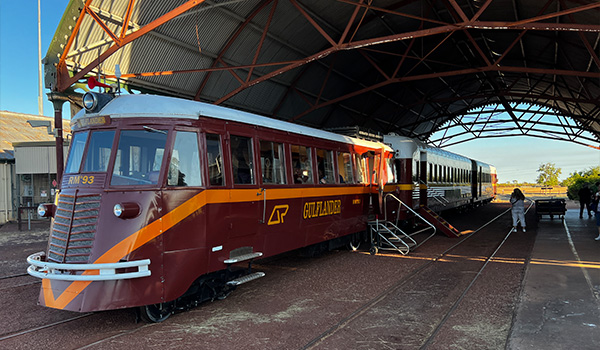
top-left (364, 151), bottom-right (382, 213)
top-left (478, 166), bottom-right (483, 197)
top-left (471, 160), bottom-right (478, 202)
top-left (420, 151), bottom-right (428, 207)
top-left (227, 134), bottom-right (262, 249)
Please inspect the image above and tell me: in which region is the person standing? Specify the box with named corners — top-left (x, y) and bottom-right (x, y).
top-left (593, 187), bottom-right (600, 241)
top-left (578, 183), bottom-right (593, 218)
top-left (510, 188), bottom-right (526, 232)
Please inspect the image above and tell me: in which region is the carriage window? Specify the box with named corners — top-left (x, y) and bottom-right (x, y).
top-left (65, 131), bottom-right (89, 174)
top-left (260, 141), bottom-right (285, 184)
top-left (230, 135), bottom-right (254, 184)
top-left (206, 134), bottom-right (224, 186)
top-left (83, 130), bottom-right (115, 172)
top-left (337, 152), bottom-right (354, 184)
top-left (316, 149), bottom-right (334, 184)
top-left (291, 145), bottom-right (313, 184)
top-left (387, 158), bottom-right (396, 184)
top-left (354, 154), bottom-right (365, 183)
top-left (168, 131), bottom-right (201, 187)
top-left (370, 154), bottom-right (381, 185)
top-left (111, 129), bottom-right (167, 186)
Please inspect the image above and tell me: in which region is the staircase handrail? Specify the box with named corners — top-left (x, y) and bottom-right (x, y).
top-left (383, 193), bottom-right (437, 236)
top-left (371, 220), bottom-right (411, 255)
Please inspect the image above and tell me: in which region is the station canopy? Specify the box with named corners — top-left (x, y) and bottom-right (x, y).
top-left (46, 0), bottom-right (600, 147)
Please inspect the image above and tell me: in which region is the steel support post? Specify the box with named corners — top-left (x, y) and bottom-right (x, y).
top-left (47, 92), bottom-right (70, 183)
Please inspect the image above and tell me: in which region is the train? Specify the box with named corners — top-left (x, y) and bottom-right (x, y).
top-left (27, 91), bottom-right (496, 322)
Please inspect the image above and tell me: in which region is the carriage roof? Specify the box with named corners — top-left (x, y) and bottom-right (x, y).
top-left (73, 94), bottom-right (391, 151)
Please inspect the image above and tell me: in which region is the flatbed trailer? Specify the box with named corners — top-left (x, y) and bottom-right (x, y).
top-left (535, 198), bottom-right (566, 220)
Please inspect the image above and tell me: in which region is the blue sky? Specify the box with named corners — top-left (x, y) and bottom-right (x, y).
top-left (0, 0), bottom-right (70, 118)
top-left (1, 1), bottom-right (598, 183)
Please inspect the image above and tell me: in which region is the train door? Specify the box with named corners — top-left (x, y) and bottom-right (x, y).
top-left (226, 133), bottom-right (262, 251)
top-left (161, 129), bottom-right (207, 285)
top-left (471, 160), bottom-right (478, 202)
top-left (478, 165), bottom-right (483, 198)
top-left (420, 151), bottom-right (428, 208)
top-left (363, 150), bottom-right (382, 214)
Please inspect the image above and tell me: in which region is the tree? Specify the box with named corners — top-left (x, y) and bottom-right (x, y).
top-left (563, 166), bottom-right (600, 200)
top-left (536, 162), bottom-right (561, 186)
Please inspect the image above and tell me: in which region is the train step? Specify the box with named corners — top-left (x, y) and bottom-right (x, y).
top-left (224, 252), bottom-right (263, 264)
top-left (418, 206), bottom-right (461, 237)
top-left (226, 272), bottom-right (266, 286)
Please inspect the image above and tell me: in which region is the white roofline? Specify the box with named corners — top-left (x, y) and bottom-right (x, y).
top-left (73, 94), bottom-right (391, 151)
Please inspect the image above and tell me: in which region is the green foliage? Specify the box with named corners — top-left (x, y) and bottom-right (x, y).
top-left (564, 166), bottom-right (600, 200)
top-left (536, 162), bottom-right (561, 186)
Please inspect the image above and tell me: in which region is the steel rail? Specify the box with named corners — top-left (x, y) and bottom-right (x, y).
top-left (0, 314), bottom-right (94, 342)
top-left (300, 204), bottom-right (521, 350)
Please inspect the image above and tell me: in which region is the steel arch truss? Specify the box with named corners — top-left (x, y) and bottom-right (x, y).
top-left (428, 102), bottom-right (599, 149)
top-left (48, 0), bottom-right (600, 144)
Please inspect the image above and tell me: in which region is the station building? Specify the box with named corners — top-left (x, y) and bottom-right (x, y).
top-left (0, 111), bottom-right (70, 224)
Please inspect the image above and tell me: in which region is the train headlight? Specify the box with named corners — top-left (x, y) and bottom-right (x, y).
top-left (113, 204), bottom-right (124, 217)
top-left (37, 203), bottom-right (55, 218)
top-left (113, 202), bottom-right (141, 219)
top-left (82, 92), bottom-right (114, 113)
top-left (83, 92), bottom-right (98, 111)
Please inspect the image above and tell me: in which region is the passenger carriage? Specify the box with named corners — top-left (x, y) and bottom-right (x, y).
top-left (27, 92), bottom-right (495, 322)
top-left (27, 92), bottom-right (394, 321)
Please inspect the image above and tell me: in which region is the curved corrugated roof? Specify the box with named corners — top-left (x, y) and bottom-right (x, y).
top-left (45, 0), bottom-right (600, 146)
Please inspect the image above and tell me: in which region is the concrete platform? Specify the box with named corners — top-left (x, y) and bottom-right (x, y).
top-left (1, 201), bottom-right (599, 349)
top-left (508, 203), bottom-right (600, 349)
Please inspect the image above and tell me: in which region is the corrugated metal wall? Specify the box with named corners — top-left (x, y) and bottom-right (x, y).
top-left (0, 163), bottom-right (15, 223)
top-left (14, 145), bottom-right (68, 174)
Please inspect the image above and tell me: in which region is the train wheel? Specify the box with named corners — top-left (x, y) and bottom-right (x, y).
top-left (369, 246), bottom-right (378, 255)
top-left (349, 235), bottom-right (361, 251)
top-left (139, 302), bottom-right (175, 323)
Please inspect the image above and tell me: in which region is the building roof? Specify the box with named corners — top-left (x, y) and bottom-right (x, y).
top-left (0, 111), bottom-right (71, 161)
top-left (45, 1), bottom-right (600, 147)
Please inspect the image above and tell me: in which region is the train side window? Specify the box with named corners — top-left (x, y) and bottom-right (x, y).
top-left (260, 141), bottom-right (286, 184)
top-left (337, 152), bottom-right (354, 184)
top-left (83, 130), bottom-right (115, 172)
top-left (65, 131), bottom-right (89, 174)
top-left (291, 145), bottom-right (313, 184)
top-left (354, 154), bottom-right (365, 183)
top-left (111, 129), bottom-right (168, 186)
top-left (230, 135), bottom-right (254, 184)
top-left (206, 134), bottom-right (224, 186)
top-left (387, 158), bottom-right (396, 184)
top-left (168, 131), bottom-right (202, 187)
top-left (316, 149), bottom-right (334, 184)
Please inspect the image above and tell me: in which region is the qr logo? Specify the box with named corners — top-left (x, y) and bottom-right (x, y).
top-left (268, 205), bottom-right (289, 225)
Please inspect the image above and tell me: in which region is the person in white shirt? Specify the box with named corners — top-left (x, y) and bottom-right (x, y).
top-left (510, 188), bottom-right (526, 232)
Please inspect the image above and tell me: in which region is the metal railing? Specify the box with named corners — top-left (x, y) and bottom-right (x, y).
top-left (368, 193), bottom-right (437, 254)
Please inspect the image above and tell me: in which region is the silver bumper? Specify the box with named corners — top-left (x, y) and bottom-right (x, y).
top-left (27, 251), bottom-right (151, 281)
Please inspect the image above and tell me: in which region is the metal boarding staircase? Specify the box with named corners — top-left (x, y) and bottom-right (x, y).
top-left (368, 193), bottom-right (437, 255)
top-left (417, 206), bottom-right (462, 237)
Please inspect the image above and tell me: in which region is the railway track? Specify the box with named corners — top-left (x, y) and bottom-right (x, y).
top-left (0, 314), bottom-right (95, 342)
top-left (0, 273), bottom-right (40, 292)
top-left (301, 203), bottom-right (533, 350)
top-left (0, 204), bottom-right (536, 349)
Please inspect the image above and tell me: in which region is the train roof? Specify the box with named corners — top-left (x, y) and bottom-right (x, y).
top-left (384, 135), bottom-right (494, 169)
top-left (73, 94), bottom-right (391, 151)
